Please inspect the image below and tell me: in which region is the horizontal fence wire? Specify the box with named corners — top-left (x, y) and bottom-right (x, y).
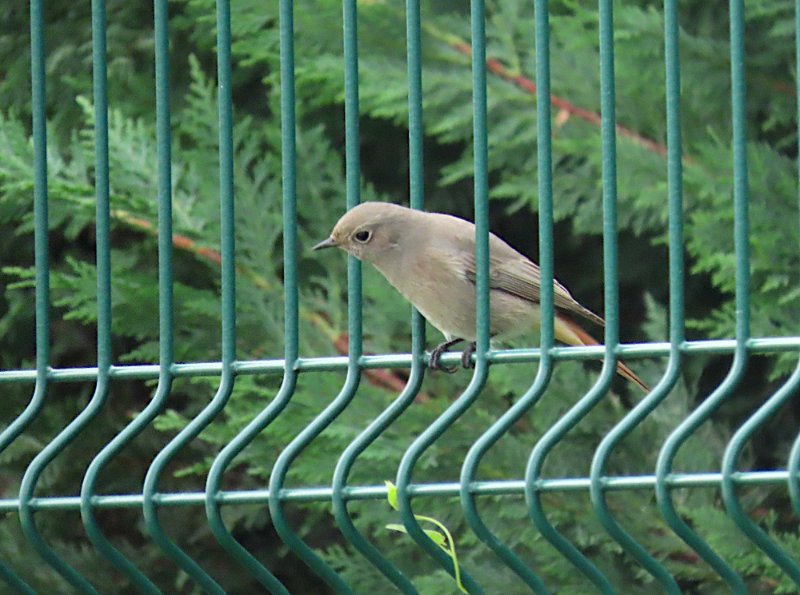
top-left (1, 339), bottom-right (799, 383)
top-left (0, 470), bottom-right (795, 509)
top-left (1, 0), bottom-right (799, 592)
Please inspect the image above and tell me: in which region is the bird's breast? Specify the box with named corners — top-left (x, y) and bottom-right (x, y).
top-left (375, 253), bottom-right (539, 342)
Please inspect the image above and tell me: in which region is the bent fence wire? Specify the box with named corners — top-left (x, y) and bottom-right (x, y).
top-left (1, 0), bottom-right (800, 593)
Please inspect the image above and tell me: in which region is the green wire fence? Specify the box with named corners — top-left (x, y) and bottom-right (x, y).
top-left (1, 0), bottom-right (800, 593)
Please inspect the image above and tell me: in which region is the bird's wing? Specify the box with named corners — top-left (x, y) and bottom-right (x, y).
top-left (425, 212), bottom-right (604, 327)
top-left (460, 242), bottom-right (605, 328)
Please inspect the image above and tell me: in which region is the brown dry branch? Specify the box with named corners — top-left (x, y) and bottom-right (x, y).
top-left (450, 40), bottom-right (670, 158)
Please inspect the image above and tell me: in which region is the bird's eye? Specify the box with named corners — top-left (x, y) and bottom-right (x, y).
top-left (354, 230), bottom-right (371, 243)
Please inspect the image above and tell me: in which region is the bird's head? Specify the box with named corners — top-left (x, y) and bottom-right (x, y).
top-left (313, 202), bottom-right (416, 265)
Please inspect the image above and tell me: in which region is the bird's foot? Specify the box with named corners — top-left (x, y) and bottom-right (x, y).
top-left (460, 342), bottom-right (477, 369)
top-left (428, 338), bottom-right (464, 373)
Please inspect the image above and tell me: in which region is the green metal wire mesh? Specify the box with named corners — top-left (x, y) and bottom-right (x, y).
top-left (1, 0), bottom-right (800, 593)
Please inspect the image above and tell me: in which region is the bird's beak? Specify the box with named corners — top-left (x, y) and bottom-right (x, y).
top-left (312, 236), bottom-right (338, 251)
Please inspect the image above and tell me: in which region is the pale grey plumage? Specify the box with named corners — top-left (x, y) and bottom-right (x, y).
top-left (313, 201), bottom-right (649, 391)
top-left (312, 201), bottom-right (601, 341)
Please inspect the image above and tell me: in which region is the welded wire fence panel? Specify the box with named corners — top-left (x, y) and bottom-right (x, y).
top-left (1, 0), bottom-right (800, 593)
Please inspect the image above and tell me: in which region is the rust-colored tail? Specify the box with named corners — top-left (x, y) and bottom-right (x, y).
top-left (554, 315), bottom-right (649, 393)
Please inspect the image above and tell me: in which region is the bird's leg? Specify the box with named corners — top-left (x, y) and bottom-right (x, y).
top-left (428, 338), bottom-right (464, 373)
top-left (460, 341), bottom-right (477, 369)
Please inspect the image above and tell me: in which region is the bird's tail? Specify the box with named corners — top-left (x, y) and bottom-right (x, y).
top-left (554, 315), bottom-right (649, 393)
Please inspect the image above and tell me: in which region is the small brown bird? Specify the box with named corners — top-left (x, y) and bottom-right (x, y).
top-left (313, 202), bottom-right (648, 392)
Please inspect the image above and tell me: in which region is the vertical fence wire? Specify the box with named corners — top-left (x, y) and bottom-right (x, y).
top-left (77, 0), bottom-right (175, 592)
top-left (789, 0), bottom-right (800, 522)
top-left (203, 0), bottom-right (298, 591)
top-left (524, 0), bottom-right (626, 590)
top-left (0, 0), bottom-right (51, 457)
top-left (140, 0), bottom-right (237, 592)
top-left (715, 0), bottom-right (800, 584)
top-left (17, 0), bottom-right (113, 592)
top-left (329, 0), bottom-right (427, 591)
top-left (266, 0), bottom-right (364, 591)
top-left (459, 0), bottom-right (554, 590)
top-left (0, 1), bottom-right (49, 592)
top-left (654, 0), bottom-right (750, 590)
top-left (393, 0), bottom-right (491, 592)
top-left (586, 0), bottom-right (685, 589)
